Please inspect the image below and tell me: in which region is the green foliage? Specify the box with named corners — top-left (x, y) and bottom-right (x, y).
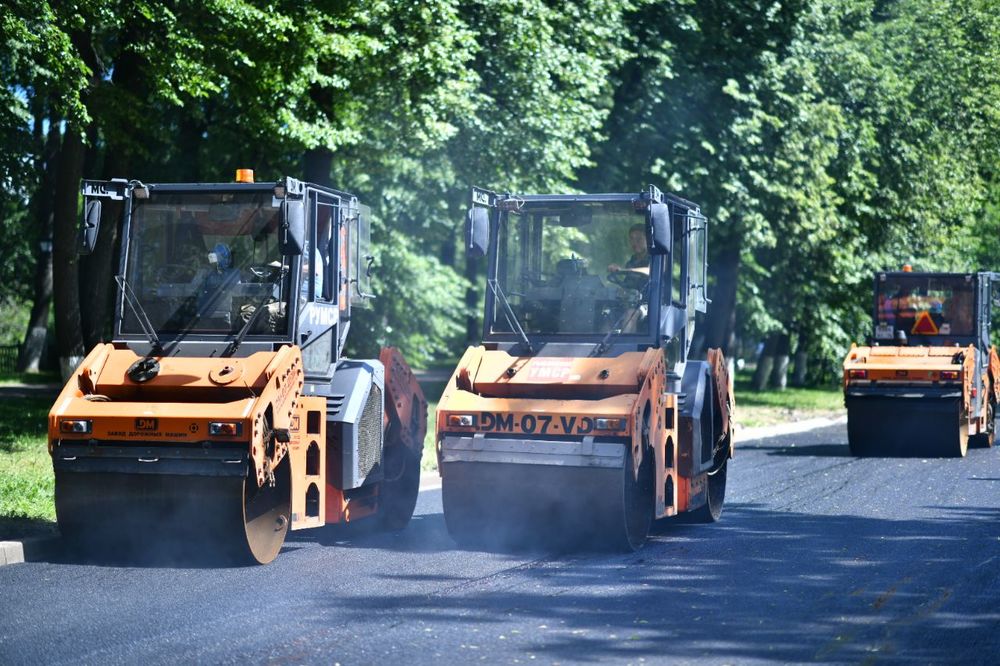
top-left (2, 0), bottom-right (1000, 381)
top-left (733, 369), bottom-right (844, 428)
top-left (347, 233), bottom-right (470, 367)
top-left (587, 0), bottom-right (1000, 384)
top-left (0, 398), bottom-right (53, 525)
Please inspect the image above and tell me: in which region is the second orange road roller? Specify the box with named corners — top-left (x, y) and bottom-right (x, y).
top-left (49, 172), bottom-right (426, 564)
top-left (843, 269), bottom-right (1000, 457)
top-left (436, 186), bottom-right (735, 550)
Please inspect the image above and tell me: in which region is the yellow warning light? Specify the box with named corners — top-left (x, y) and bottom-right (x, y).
top-left (235, 169), bottom-right (254, 183)
top-left (902, 264), bottom-right (913, 272)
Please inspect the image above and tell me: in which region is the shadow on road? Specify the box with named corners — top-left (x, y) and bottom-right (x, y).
top-left (285, 512), bottom-right (457, 554)
top-left (325, 503), bottom-right (1000, 664)
top-left (754, 442), bottom-right (853, 457)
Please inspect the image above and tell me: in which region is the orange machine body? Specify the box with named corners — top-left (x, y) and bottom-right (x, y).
top-left (438, 346), bottom-right (733, 518)
top-left (843, 343), bottom-right (1000, 439)
top-left (50, 343), bottom-right (424, 531)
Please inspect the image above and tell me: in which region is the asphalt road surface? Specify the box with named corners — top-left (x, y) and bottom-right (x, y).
top-left (2, 423), bottom-right (998, 665)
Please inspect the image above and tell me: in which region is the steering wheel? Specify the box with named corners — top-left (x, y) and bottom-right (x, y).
top-left (248, 264), bottom-right (280, 281)
top-left (607, 269), bottom-right (649, 292)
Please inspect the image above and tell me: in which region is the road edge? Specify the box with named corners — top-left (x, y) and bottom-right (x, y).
top-left (0, 416), bottom-right (847, 567)
top-left (0, 535), bottom-right (60, 567)
top-left (738, 415), bottom-right (847, 442)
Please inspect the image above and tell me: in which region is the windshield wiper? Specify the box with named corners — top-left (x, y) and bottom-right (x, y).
top-left (224, 266), bottom-right (288, 356)
top-left (488, 278), bottom-right (533, 354)
top-left (116, 275), bottom-right (162, 352)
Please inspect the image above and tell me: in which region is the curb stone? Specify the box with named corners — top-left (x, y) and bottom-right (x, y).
top-left (0, 535), bottom-right (60, 567)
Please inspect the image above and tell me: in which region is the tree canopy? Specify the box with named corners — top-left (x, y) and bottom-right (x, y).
top-left (1, 0), bottom-right (998, 382)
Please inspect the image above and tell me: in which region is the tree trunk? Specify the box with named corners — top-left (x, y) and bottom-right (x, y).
top-left (792, 331), bottom-right (809, 387)
top-left (305, 148), bottom-right (333, 187)
top-left (52, 126), bottom-right (87, 378)
top-left (752, 334), bottom-right (777, 391)
top-left (79, 44), bottom-right (143, 349)
top-left (176, 114), bottom-right (203, 181)
top-left (769, 332), bottom-right (791, 390)
top-left (703, 245), bottom-right (739, 356)
top-left (17, 116), bottom-right (60, 372)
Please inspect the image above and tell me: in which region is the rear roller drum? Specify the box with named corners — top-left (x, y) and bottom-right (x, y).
top-left (240, 456), bottom-right (292, 564)
top-left (846, 397), bottom-right (968, 458)
top-left (686, 458), bottom-right (728, 523)
top-left (441, 473), bottom-right (490, 548)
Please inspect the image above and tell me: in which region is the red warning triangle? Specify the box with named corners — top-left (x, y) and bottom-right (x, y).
top-left (911, 311), bottom-right (939, 335)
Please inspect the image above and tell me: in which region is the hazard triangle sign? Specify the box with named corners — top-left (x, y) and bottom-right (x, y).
top-left (911, 311), bottom-right (939, 335)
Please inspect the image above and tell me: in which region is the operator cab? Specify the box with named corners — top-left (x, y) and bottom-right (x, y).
top-left (80, 175), bottom-right (374, 377)
top-left (872, 272), bottom-right (983, 347)
top-left (467, 186), bottom-right (709, 372)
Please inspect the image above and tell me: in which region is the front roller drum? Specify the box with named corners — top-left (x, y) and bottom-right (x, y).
top-left (441, 442), bottom-right (654, 551)
top-left (54, 457), bottom-right (291, 565)
top-left (846, 396), bottom-right (968, 458)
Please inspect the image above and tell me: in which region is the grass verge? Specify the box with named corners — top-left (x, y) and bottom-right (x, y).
top-left (419, 381), bottom-right (446, 473)
top-left (0, 371), bottom-right (59, 386)
top-left (734, 372), bottom-right (844, 428)
top-left (0, 397), bottom-right (56, 539)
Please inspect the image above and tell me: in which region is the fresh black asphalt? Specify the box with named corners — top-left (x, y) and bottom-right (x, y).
top-left (1, 423), bottom-right (998, 664)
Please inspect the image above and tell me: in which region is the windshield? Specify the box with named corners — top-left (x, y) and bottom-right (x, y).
top-left (874, 274), bottom-right (976, 340)
top-left (491, 201), bottom-right (653, 338)
top-left (122, 190), bottom-right (291, 337)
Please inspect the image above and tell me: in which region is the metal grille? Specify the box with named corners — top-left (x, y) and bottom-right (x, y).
top-left (357, 385), bottom-right (382, 479)
top-left (0, 345), bottom-right (17, 373)
top-left (325, 394), bottom-right (346, 417)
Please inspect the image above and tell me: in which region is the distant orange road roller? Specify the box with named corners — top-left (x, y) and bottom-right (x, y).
top-left (49, 174), bottom-right (425, 564)
top-left (436, 187), bottom-right (734, 550)
top-left (843, 270), bottom-right (1000, 457)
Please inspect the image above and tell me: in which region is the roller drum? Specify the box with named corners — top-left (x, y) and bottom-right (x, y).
top-left (54, 457), bottom-right (291, 565)
top-left (846, 395), bottom-right (968, 458)
top-left (441, 444), bottom-right (653, 551)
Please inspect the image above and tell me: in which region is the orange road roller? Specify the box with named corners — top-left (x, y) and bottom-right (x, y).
top-left (436, 187), bottom-right (734, 550)
top-left (843, 270), bottom-right (1000, 457)
top-left (49, 174), bottom-right (426, 564)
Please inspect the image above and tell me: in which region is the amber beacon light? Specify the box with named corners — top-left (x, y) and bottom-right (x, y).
top-left (235, 168), bottom-right (254, 183)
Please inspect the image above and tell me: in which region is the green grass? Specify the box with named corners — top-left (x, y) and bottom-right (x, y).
top-left (419, 381), bottom-right (446, 472)
top-left (734, 371), bottom-right (844, 428)
top-left (0, 371), bottom-right (59, 386)
top-left (0, 398), bottom-right (56, 539)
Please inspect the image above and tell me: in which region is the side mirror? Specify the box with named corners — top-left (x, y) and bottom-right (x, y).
top-left (80, 199), bottom-right (102, 255)
top-left (280, 199), bottom-right (305, 255)
top-left (465, 206), bottom-right (490, 258)
top-left (648, 203), bottom-right (671, 255)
